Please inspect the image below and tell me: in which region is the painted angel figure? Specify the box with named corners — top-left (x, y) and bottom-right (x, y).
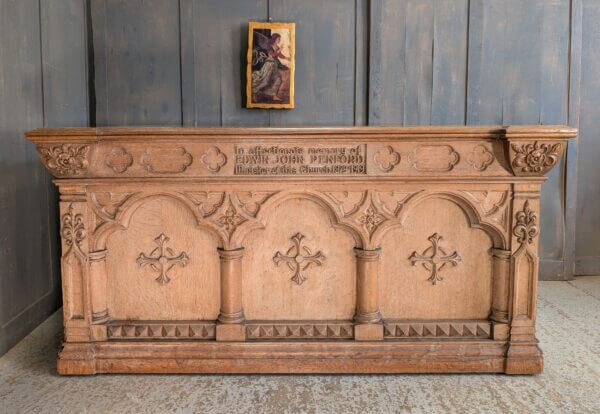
top-left (251, 30), bottom-right (291, 103)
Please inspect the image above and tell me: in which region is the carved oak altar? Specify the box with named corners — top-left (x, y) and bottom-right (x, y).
top-left (26, 125), bottom-right (576, 375)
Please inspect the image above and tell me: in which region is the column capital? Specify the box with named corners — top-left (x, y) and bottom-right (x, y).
top-left (354, 247), bottom-right (381, 261)
top-left (217, 247), bottom-right (245, 261)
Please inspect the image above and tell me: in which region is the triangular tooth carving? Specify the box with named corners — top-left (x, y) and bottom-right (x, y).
top-left (300, 326), bottom-right (313, 337)
top-left (123, 325), bottom-right (135, 337)
top-left (189, 325), bottom-right (200, 337)
top-left (340, 326), bottom-right (353, 337)
top-left (383, 324), bottom-right (394, 336)
top-left (409, 324), bottom-right (423, 337)
top-left (449, 324), bottom-right (463, 337)
top-left (135, 325), bottom-right (149, 337)
top-left (206, 325), bottom-right (215, 337)
top-left (423, 323), bottom-right (437, 337)
top-left (327, 325), bottom-right (341, 337)
top-left (463, 323), bottom-right (477, 337)
top-left (436, 324), bottom-right (450, 337)
top-left (165, 325), bottom-right (177, 337)
top-left (149, 325), bottom-right (161, 337)
top-left (175, 326), bottom-right (189, 337)
top-left (289, 326), bottom-right (301, 337)
top-left (314, 325), bottom-right (327, 337)
top-left (275, 325), bottom-right (288, 337)
top-left (246, 326), bottom-right (259, 338)
top-left (477, 323), bottom-right (491, 337)
top-left (398, 324), bottom-right (410, 337)
top-left (109, 326), bottom-right (122, 337)
top-left (259, 326), bottom-right (274, 337)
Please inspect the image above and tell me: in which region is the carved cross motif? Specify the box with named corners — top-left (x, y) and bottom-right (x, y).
top-left (137, 234), bottom-right (189, 284)
top-left (273, 233), bottom-right (325, 285)
top-left (409, 233), bottom-right (461, 285)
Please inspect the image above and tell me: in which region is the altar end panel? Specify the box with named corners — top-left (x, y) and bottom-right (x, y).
top-left (92, 0), bottom-right (182, 126)
top-left (574, 0), bottom-right (600, 275)
top-left (0, 0), bottom-right (89, 356)
top-left (467, 0), bottom-right (570, 280)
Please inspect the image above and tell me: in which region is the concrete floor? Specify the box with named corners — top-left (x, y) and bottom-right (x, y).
top-left (1, 277), bottom-right (599, 414)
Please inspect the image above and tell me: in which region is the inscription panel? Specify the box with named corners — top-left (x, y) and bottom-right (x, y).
top-left (234, 144), bottom-right (367, 176)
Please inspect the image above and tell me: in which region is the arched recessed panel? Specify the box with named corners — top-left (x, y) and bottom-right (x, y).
top-left (243, 197), bottom-right (356, 320)
top-left (106, 196), bottom-right (220, 320)
top-left (380, 197), bottom-right (493, 319)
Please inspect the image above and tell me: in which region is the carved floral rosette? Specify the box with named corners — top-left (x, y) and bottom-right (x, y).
top-left (38, 144), bottom-right (89, 176)
top-left (508, 140), bottom-right (564, 176)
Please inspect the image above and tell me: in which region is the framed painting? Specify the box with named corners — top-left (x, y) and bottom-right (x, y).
top-left (246, 22), bottom-right (295, 109)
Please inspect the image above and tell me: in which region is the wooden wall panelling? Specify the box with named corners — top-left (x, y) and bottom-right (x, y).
top-left (180, 0), bottom-right (269, 126)
top-left (574, 0), bottom-right (600, 275)
top-left (466, 0), bottom-right (570, 280)
top-left (92, 0), bottom-right (182, 126)
top-left (368, 0), bottom-right (469, 125)
top-left (268, 0), bottom-right (364, 126)
top-left (0, 0), bottom-right (89, 356)
top-left (564, 0), bottom-right (582, 277)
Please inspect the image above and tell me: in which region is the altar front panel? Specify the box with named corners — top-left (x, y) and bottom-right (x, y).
top-left (27, 125), bottom-right (576, 374)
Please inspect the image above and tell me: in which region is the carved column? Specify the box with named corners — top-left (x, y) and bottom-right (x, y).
top-left (505, 185), bottom-right (542, 374)
top-left (491, 248), bottom-right (511, 340)
top-left (216, 247), bottom-right (246, 341)
top-left (88, 249), bottom-right (109, 340)
top-left (59, 191), bottom-right (90, 342)
top-left (353, 248), bottom-right (383, 340)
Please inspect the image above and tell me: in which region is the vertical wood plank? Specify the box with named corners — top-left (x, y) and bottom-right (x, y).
top-left (564, 0), bottom-right (582, 278)
top-left (431, 0), bottom-right (469, 125)
top-left (180, 0), bottom-right (269, 126)
top-left (369, 0), bottom-right (468, 125)
top-left (269, 0), bottom-right (358, 126)
top-left (574, 0), bottom-right (600, 275)
top-left (354, 0), bottom-right (368, 126)
top-left (92, 0), bottom-right (181, 126)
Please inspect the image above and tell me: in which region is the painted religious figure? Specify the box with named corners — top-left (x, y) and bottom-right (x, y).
top-left (246, 22), bottom-right (295, 109)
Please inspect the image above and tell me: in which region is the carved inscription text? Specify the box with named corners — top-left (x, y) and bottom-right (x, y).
top-left (234, 144), bottom-right (367, 175)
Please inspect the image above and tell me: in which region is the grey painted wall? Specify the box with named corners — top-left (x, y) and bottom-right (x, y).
top-left (0, 0), bottom-right (90, 356)
top-left (1, 0), bottom-right (598, 356)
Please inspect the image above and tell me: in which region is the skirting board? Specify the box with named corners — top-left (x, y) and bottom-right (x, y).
top-left (57, 340), bottom-right (543, 375)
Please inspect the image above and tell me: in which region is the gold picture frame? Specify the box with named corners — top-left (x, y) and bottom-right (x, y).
top-left (246, 21), bottom-right (295, 109)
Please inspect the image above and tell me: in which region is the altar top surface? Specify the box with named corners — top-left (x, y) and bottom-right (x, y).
top-left (27, 125), bottom-right (577, 143)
